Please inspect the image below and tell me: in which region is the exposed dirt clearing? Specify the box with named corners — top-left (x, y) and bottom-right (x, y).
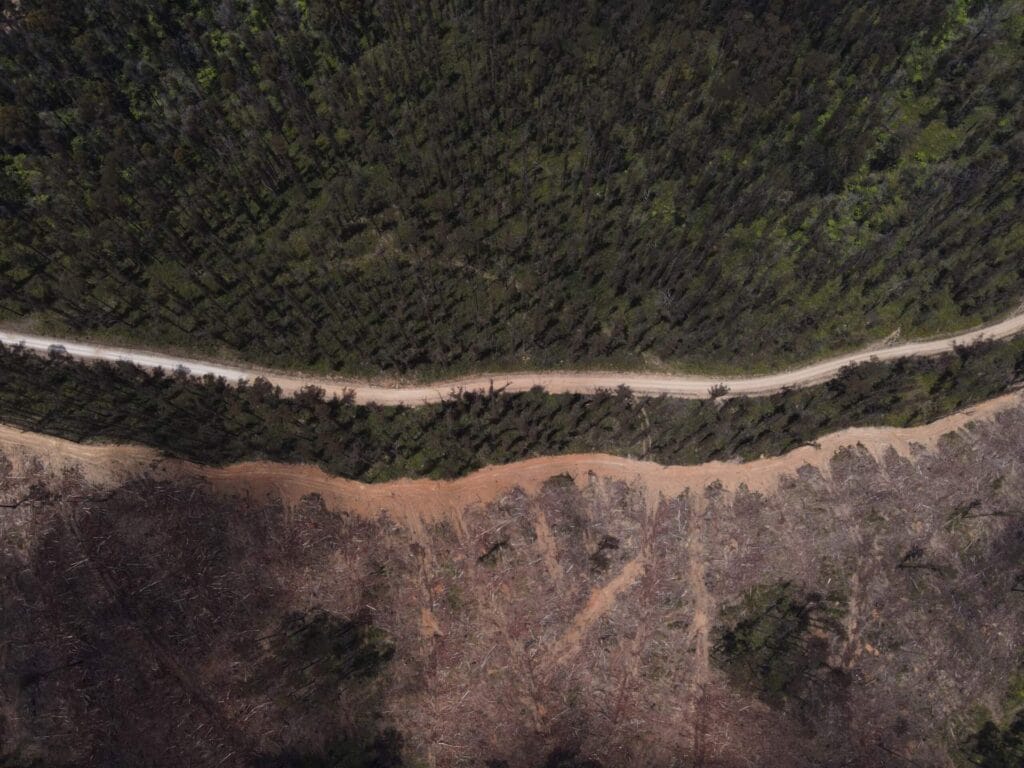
top-left (420, 607), bottom-right (443, 638)
top-left (3, 309), bottom-right (1024, 404)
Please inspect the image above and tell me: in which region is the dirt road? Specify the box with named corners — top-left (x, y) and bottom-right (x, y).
top-left (3, 389), bottom-right (1019, 516)
top-left (3, 310), bottom-right (1023, 405)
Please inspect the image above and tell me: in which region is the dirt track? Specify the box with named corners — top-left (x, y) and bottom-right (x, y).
top-left (2, 389), bottom-right (1019, 526)
top-left (2, 309), bottom-right (1024, 405)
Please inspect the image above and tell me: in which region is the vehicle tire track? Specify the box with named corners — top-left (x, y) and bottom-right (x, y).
top-left (3, 309), bottom-right (1024, 405)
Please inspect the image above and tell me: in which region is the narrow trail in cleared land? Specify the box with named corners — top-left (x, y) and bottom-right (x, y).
top-left (2, 310), bottom-right (1024, 405)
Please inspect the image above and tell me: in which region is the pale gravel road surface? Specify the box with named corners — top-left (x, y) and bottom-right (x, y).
top-left (2, 310), bottom-right (1023, 405)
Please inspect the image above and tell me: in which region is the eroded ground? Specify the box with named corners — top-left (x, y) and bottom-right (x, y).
top-left (2, 397), bottom-right (1024, 767)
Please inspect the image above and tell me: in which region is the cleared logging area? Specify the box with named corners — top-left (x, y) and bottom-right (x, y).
top-left (3, 402), bottom-right (1024, 766)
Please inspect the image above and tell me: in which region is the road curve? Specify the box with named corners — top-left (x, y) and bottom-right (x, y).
top-left (2, 311), bottom-right (1024, 405)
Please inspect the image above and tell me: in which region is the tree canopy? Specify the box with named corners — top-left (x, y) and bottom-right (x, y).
top-left (1, 0), bottom-right (1022, 374)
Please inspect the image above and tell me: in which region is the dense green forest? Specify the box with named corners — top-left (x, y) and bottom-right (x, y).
top-left (2, 337), bottom-right (1022, 482)
top-left (2, 0), bottom-right (1023, 375)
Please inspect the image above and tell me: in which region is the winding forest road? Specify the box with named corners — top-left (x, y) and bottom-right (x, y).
top-left (2, 311), bottom-right (1024, 405)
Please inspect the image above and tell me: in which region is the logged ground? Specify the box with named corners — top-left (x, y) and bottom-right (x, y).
top-left (2, 394), bottom-right (1024, 766)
